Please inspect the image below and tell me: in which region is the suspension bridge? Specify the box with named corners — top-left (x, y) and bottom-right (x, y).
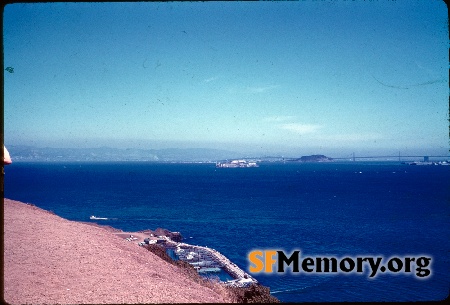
top-left (255, 153), bottom-right (449, 162)
top-left (331, 153), bottom-right (449, 162)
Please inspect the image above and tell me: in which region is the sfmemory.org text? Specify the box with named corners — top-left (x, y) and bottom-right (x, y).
top-left (248, 250), bottom-right (432, 279)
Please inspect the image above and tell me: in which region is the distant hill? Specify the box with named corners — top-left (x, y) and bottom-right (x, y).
top-left (7, 145), bottom-right (240, 162)
top-left (288, 154), bottom-right (333, 162)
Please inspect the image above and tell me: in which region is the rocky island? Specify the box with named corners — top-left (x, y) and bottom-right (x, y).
top-left (288, 154), bottom-right (333, 162)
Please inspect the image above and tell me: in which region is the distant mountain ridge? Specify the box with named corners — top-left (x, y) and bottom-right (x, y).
top-left (7, 145), bottom-right (241, 162)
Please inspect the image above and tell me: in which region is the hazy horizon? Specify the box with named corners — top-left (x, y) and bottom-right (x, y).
top-left (6, 142), bottom-right (449, 160)
top-left (3, 1), bottom-right (448, 158)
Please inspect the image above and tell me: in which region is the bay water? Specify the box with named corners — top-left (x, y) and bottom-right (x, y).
top-left (4, 162), bottom-right (449, 302)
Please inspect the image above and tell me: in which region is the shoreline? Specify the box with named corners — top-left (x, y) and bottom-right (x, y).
top-left (3, 198), bottom-right (233, 304)
top-left (4, 198), bottom-right (279, 303)
top-left (89, 221), bottom-right (259, 287)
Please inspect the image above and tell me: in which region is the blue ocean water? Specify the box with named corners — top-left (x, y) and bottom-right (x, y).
top-left (4, 162), bottom-right (449, 302)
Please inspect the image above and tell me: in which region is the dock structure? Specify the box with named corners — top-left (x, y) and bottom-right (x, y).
top-left (165, 240), bottom-right (258, 287)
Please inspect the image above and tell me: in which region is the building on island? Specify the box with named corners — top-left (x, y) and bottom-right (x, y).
top-left (215, 160), bottom-right (258, 168)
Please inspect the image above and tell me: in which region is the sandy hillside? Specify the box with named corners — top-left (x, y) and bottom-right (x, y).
top-left (3, 198), bottom-right (231, 304)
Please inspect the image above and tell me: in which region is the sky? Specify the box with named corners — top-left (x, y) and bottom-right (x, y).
top-left (3, 1), bottom-right (449, 157)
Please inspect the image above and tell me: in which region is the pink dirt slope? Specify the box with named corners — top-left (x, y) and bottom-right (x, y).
top-left (3, 198), bottom-right (231, 304)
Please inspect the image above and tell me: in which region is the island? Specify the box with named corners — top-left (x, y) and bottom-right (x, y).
top-left (216, 160), bottom-right (259, 168)
top-left (287, 154), bottom-right (333, 162)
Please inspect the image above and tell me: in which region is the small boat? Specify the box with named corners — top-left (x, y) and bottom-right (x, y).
top-left (90, 215), bottom-right (108, 220)
top-left (197, 267), bottom-right (221, 273)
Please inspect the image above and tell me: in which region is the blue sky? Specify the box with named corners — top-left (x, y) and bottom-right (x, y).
top-left (3, 1), bottom-right (448, 157)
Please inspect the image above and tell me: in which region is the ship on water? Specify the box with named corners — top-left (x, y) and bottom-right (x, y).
top-left (90, 215), bottom-right (108, 220)
top-left (215, 159), bottom-right (259, 168)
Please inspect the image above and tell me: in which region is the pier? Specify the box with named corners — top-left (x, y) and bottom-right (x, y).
top-left (165, 240), bottom-right (258, 287)
top-left (116, 230), bottom-right (258, 287)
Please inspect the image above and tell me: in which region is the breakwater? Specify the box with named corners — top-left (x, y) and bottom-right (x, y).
top-left (164, 240), bottom-right (258, 287)
top-left (114, 230), bottom-right (258, 287)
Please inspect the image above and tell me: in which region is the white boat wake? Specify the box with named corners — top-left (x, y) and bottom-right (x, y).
top-left (271, 286), bottom-right (310, 294)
